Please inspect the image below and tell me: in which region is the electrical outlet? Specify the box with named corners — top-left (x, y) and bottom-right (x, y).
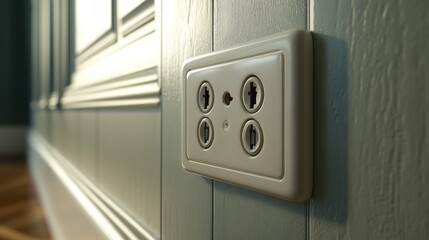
top-left (182, 30), bottom-right (313, 202)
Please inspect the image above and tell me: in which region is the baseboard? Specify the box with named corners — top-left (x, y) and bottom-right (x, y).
top-left (28, 130), bottom-right (156, 240)
top-left (0, 126), bottom-right (27, 156)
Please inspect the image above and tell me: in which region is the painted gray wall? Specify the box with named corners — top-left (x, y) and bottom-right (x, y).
top-left (31, 0), bottom-right (428, 239)
top-left (161, 1), bottom-right (213, 239)
top-left (162, 0), bottom-right (429, 239)
top-left (311, 0), bottom-right (429, 239)
top-left (212, 1), bottom-right (307, 239)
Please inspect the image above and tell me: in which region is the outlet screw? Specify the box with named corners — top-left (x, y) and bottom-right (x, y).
top-left (241, 119), bottom-right (263, 156)
top-left (223, 120), bottom-right (230, 131)
top-left (242, 76), bottom-right (264, 113)
top-left (198, 81), bottom-right (214, 113)
top-left (198, 118), bottom-right (214, 148)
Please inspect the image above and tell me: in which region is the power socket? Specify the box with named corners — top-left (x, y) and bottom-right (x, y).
top-left (182, 30), bottom-right (313, 201)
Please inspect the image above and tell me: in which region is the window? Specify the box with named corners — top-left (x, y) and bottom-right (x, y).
top-left (62, 0), bottom-right (159, 109)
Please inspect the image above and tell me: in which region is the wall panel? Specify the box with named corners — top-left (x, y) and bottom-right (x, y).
top-left (213, 1), bottom-right (308, 239)
top-left (50, 111), bottom-right (80, 166)
top-left (78, 110), bottom-right (98, 183)
top-left (32, 110), bottom-right (50, 141)
top-left (29, 138), bottom-right (112, 240)
top-left (161, 1), bottom-right (213, 239)
top-left (98, 109), bottom-right (161, 238)
top-left (214, 0), bottom-right (307, 50)
top-left (310, 0), bottom-right (429, 239)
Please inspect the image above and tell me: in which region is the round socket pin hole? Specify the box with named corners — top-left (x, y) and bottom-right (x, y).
top-left (198, 81), bottom-right (214, 113)
top-left (223, 91), bottom-right (233, 106)
top-left (198, 117), bottom-right (214, 148)
top-left (241, 119), bottom-right (263, 156)
top-left (242, 76), bottom-right (264, 113)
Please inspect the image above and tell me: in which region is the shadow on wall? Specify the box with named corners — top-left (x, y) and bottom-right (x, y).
top-left (311, 33), bottom-right (349, 224)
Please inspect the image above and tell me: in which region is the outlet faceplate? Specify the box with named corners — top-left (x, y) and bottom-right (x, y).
top-left (182, 30), bottom-right (313, 202)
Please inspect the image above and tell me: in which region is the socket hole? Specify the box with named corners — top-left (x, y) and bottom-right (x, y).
top-left (198, 118), bottom-right (214, 148)
top-left (223, 91), bottom-right (233, 106)
top-left (198, 82), bottom-right (214, 113)
top-left (241, 119), bottom-right (263, 156)
top-left (242, 76), bottom-right (264, 113)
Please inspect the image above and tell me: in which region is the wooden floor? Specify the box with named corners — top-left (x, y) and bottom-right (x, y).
top-left (0, 157), bottom-right (50, 240)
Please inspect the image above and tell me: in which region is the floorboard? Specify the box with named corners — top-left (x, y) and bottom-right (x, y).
top-left (0, 157), bottom-right (51, 240)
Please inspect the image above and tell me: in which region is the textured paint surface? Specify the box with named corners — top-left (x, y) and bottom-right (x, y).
top-left (311, 0), bottom-right (429, 239)
top-left (214, 0), bottom-right (307, 49)
top-left (213, 1), bottom-right (307, 239)
top-left (161, 1), bottom-right (213, 239)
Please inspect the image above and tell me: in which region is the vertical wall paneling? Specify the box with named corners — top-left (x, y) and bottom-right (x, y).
top-left (56, 0), bottom-right (71, 104)
top-left (49, 0), bottom-right (60, 108)
top-left (39, 0), bottom-right (51, 107)
top-left (310, 0), bottom-right (429, 239)
top-left (98, 110), bottom-right (161, 238)
top-left (79, 110), bottom-right (98, 183)
top-left (32, 0), bottom-right (52, 139)
top-left (68, 0), bottom-right (75, 87)
top-left (32, 110), bottom-right (48, 141)
top-left (161, 1), bottom-right (213, 239)
top-left (31, 0), bottom-right (40, 105)
top-left (50, 111), bottom-right (80, 165)
top-left (212, 1), bottom-right (308, 239)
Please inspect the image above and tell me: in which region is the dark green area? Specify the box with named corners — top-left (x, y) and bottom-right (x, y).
top-left (0, 0), bottom-right (31, 125)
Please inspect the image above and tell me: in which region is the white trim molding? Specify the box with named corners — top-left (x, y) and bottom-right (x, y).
top-left (121, 1), bottom-right (155, 37)
top-left (63, 18), bottom-right (159, 109)
top-left (62, 67), bottom-right (160, 109)
top-left (29, 131), bottom-right (157, 240)
top-left (48, 91), bottom-right (60, 110)
top-left (76, 32), bottom-right (117, 64)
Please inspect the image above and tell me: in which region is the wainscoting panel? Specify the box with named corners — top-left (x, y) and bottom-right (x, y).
top-left (50, 111), bottom-right (80, 167)
top-left (98, 109), bottom-right (161, 238)
top-left (29, 134), bottom-right (115, 240)
top-left (78, 110), bottom-right (98, 184)
top-left (32, 110), bottom-right (50, 141)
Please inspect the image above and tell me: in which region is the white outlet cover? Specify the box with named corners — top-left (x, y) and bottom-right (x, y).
top-left (182, 30), bottom-right (313, 202)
